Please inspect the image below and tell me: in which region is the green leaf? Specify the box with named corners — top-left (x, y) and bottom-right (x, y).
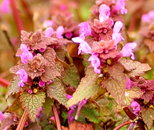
top-left (81, 108), bottom-right (100, 123)
top-left (63, 65), bottom-right (80, 88)
top-left (119, 59), bottom-right (151, 77)
top-left (47, 79), bottom-right (67, 107)
top-left (20, 92), bottom-right (45, 122)
top-left (67, 66), bottom-right (99, 107)
top-left (5, 76), bottom-right (20, 100)
top-left (102, 76), bottom-right (126, 105)
top-left (142, 108), bottom-right (154, 129)
top-left (42, 97), bottom-right (54, 116)
top-left (82, 54), bottom-right (90, 73)
top-left (124, 87), bottom-right (143, 106)
top-left (7, 97), bottom-right (22, 112)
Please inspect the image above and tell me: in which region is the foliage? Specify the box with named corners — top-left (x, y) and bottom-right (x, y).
top-left (1, 0), bottom-right (154, 129)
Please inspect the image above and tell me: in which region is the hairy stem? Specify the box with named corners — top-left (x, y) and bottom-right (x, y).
top-left (0, 77), bottom-right (10, 88)
top-left (123, 107), bottom-right (145, 130)
top-left (113, 120), bottom-right (131, 130)
top-left (10, 0), bottom-right (23, 34)
top-left (1, 25), bottom-right (16, 53)
top-left (16, 110), bottom-right (28, 130)
top-left (20, 0), bottom-right (33, 20)
top-left (53, 105), bottom-right (62, 130)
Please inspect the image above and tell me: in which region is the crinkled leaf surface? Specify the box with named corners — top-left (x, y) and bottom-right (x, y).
top-left (81, 108), bottom-right (100, 123)
top-left (141, 91), bottom-right (153, 102)
top-left (124, 87), bottom-right (143, 106)
top-left (24, 123), bottom-right (42, 130)
top-left (42, 97), bottom-right (54, 116)
top-left (142, 108), bottom-right (154, 129)
top-left (69, 121), bottom-right (94, 130)
top-left (107, 63), bottom-right (124, 80)
top-left (102, 76), bottom-right (126, 105)
top-left (20, 92), bottom-right (45, 122)
top-left (7, 97), bottom-right (22, 112)
top-left (47, 79), bottom-right (67, 107)
top-left (43, 48), bottom-right (56, 67)
top-left (63, 65), bottom-right (80, 88)
top-left (67, 66), bottom-right (99, 107)
top-left (5, 76), bottom-right (20, 100)
top-left (119, 59), bottom-right (151, 77)
top-left (83, 54), bottom-right (90, 73)
top-left (1, 118), bottom-right (15, 130)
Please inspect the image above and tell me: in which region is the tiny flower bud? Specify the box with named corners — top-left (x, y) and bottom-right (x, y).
top-left (103, 67), bottom-right (108, 73)
top-left (33, 88), bottom-right (38, 93)
top-left (107, 59), bottom-right (112, 65)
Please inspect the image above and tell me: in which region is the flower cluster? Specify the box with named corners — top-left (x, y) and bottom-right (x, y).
top-left (72, 0), bottom-right (136, 74)
top-left (10, 27), bottom-right (69, 93)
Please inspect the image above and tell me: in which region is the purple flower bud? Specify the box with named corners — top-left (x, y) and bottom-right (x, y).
top-left (130, 101), bottom-right (140, 116)
top-left (88, 54), bottom-right (101, 74)
top-left (72, 37), bottom-right (91, 54)
top-left (56, 26), bottom-right (64, 38)
top-left (79, 22), bottom-right (91, 37)
top-left (45, 27), bottom-right (53, 37)
top-left (39, 80), bottom-right (45, 87)
top-left (65, 32), bottom-right (73, 39)
top-left (17, 44), bottom-right (33, 64)
top-left (75, 100), bottom-right (87, 119)
top-left (16, 69), bottom-right (28, 87)
top-left (0, 0), bottom-right (11, 15)
top-left (126, 77), bottom-right (131, 89)
top-left (114, 0), bottom-right (127, 14)
top-left (43, 20), bottom-right (53, 28)
top-left (112, 21), bottom-right (124, 46)
top-left (24, 122), bottom-right (28, 127)
top-left (28, 89), bottom-right (33, 94)
top-left (120, 42), bottom-right (137, 60)
top-left (99, 4), bottom-right (110, 22)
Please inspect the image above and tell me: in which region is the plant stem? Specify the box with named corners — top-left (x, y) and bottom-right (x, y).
top-left (10, 0), bottom-right (23, 34)
top-left (0, 77), bottom-right (10, 87)
top-left (113, 120), bottom-right (131, 130)
top-left (53, 105), bottom-right (62, 130)
top-left (123, 107), bottom-right (146, 130)
top-left (20, 0), bottom-right (33, 20)
top-left (16, 110), bottom-right (28, 130)
top-left (1, 25), bottom-right (16, 53)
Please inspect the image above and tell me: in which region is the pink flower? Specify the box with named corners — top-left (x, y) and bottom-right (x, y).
top-left (39, 80), bottom-right (45, 87)
top-left (126, 77), bottom-right (131, 89)
top-left (99, 4), bottom-right (110, 22)
top-left (0, 0), bottom-right (11, 15)
top-left (130, 101), bottom-right (140, 116)
top-left (88, 54), bottom-right (101, 74)
top-left (142, 11), bottom-right (154, 23)
top-left (114, 0), bottom-right (127, 14)
top-left (72, 37), bottom-right (91, 54)
top-left (112, 21), bottom-right (124, 46)
top-left (120, 42), bottom-right (137, 60)
top-left (56, 26), bottom-right (64, 38)
top-left (75, 99), bottom-right (87, 119)
top-left (16, 69), bottom-right (28, 87)
top-left (43, 20), bottom-right (53, 28)
top-left (45, 27), bottom-right (53, 37)
top-left (17, 44), bottom-right (33, 64)
top-left (79, 22), bottom-right (91, 37)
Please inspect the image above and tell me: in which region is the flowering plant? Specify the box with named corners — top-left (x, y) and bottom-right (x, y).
top-left (1, 0), bottom-right (154, 130)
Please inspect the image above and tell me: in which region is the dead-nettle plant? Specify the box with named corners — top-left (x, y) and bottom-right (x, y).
top-left (1, 0), bottom-right (154, 130)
